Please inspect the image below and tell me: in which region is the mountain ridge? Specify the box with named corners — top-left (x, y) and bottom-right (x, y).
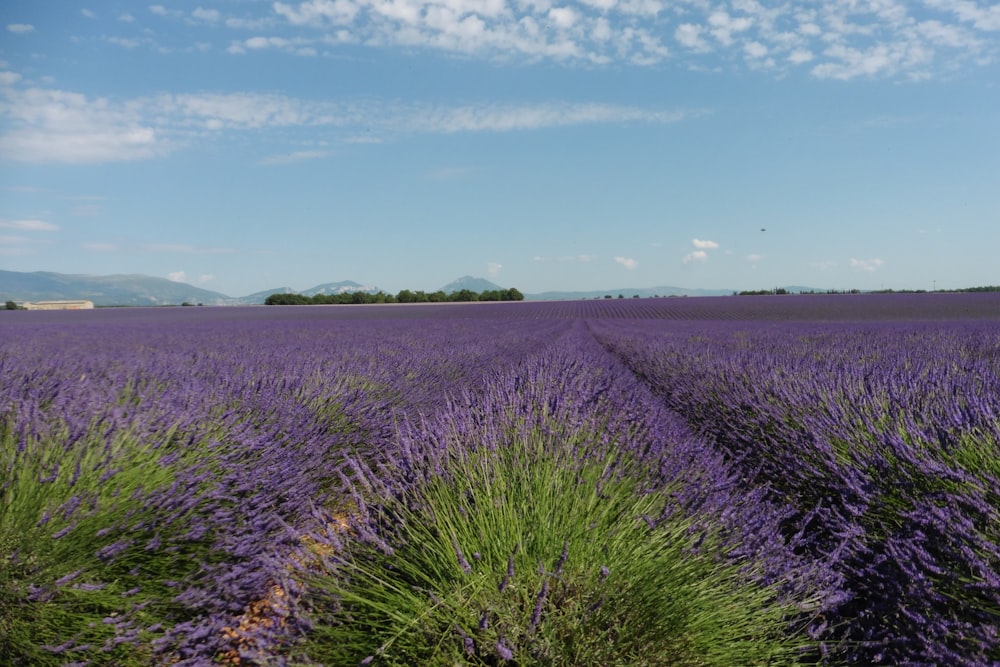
top-left (0, 269), bottom-right (819, 307)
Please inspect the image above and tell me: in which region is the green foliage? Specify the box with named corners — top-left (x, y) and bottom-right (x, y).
top-left (0, 420), bottom-right (219, 665)
top-left (4, 300), bottom-right (18, 310)
top-left (266, 287), bottom-right (525, 306)
top-left (303, 429), bottom-right (813, 666)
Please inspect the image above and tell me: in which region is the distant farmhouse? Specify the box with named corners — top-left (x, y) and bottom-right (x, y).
top-left (23, 300), bottom-right (95, 311)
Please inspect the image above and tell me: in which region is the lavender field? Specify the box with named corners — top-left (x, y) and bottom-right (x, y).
top-left (3, 293), bottom-right (1000, 666)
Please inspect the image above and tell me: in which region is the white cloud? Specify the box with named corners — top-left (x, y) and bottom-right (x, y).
top-left (924, 0), bottom-right (1000, 31)
top-left (82, 9), bottom-right (97, 19)
top-left (274, 0), bottom-right (362, 26)
top-left (405, 102), bottom-right (690, 133)
top-left (614, 256), bottom-right (638, 269)
top-left (167, 271), bottom-right (187, 283)
top-left (0, 219), bottom-right (59, 231)
top-left (119, 13), bottom-right (135, 22)
top-left (193, 7), bottom-right (222, 22)
top-left (811, 43), bottom-right (924, 80)
top-left (122, 0), bottom-right (998, 78)
top-left (197, 273), bottom-right (216, 283)
top-left (744, 40), bottom-right (768, 58)
top-left (692, 238), bottom-right (719, 249)
top-left (746, 253), bottom-right (764, 262)
top-left (0, 71), bottom-right (22, 86)
top-left (675, 23), bottom-right (712, 52)
top-left (788, 48), bottom-right (813, 64)
top-left (7, 24), bottom-right (35, 34)
top-left (707, 10), bottom-right (753, 46)
top-left (683, 250), bottom-right (708, 263)
top-left (548, 7), bottom-right (580, 29)
top-left (850, 257), bottom-right (885, 272)
top-left (487, 261), bottom-right (503, 276)
top-left (0, 82), bottom-right (691, 163)
top-left (811, 260), bottom-right (837, 270)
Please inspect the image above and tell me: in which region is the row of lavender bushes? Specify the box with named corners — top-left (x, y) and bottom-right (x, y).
top-left (4, 302), bottom-right (999, 664)
top-left (1, 309), bottom-right (567, 665)
top-left (297, 321), bottom-right (834, 665)
top-left (590, 318), bottom-right (1000, 665)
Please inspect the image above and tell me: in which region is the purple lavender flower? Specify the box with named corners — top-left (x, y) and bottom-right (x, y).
top-left (495, 638), bottom-right (514, 661)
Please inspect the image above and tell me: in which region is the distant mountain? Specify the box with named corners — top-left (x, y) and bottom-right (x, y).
top-left (0, 271), bottom-right (386, 306)
top-left (301, 280), bottom-right (381, 297)
top-left (0, 270), bottom-right (233, 307)
top-left (439, 276), bottom-right (505, 293)
top-left (524, 286), bottom-right (734, 301)
top-left (230, 287), bottom-right (296, 306)
top-left (0, 270), bottom-right (837, 307)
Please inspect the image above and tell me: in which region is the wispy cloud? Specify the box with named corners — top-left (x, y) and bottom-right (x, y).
top-left (614, 256), bottom-right (638, 269)
top-left (166, 271), bottom-right (215, 284)
top-left (6, 24), bottom-right (35, 34)
top-left (692, 238), bottom-right (719, 249)
top-left (533, 254), bottom-right (597, 262)
top-left (850, 257), bottom-right (885, 272)
top-left (0, 77), bottom-right (693, 164)
top-left (0, 218), bottom-right (59, 231)
top-left (683, 250), bottom-right (708, 263)
top-left (487, 261), bottom-right (502, 276)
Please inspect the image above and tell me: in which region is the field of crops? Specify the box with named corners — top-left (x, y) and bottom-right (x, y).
top-left (3, 293), bottom-right (999, 666)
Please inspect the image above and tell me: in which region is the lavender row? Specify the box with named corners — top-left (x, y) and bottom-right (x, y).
top-left (300, 320), bottom-right (834, 664)
top-left (590, 318), bottom-right (1000, 665)
top-left (1, 308), bottom-right (568, 664)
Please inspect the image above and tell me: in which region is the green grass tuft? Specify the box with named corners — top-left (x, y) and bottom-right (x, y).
top-left (303, 428), bottom-right (814, 666)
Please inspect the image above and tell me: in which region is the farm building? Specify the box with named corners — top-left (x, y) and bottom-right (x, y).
top-left (23, 300), bottom-right (95, 311)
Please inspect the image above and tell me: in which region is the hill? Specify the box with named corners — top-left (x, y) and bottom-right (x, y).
top-left (0, 270), bottom-right (232, 307)
top-left (439, 276), bottom-right (505, 293)
top-left (301, 281), bottom-right (381, 297)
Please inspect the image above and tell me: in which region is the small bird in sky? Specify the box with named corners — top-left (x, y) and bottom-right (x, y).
top-left (761, 227), bottom-right (767, 232)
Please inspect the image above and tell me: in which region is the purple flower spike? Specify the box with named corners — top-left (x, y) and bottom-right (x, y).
top-left (496, 639), bottom-right (514, 661)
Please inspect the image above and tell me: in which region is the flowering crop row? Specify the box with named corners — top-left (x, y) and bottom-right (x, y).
top-left (590, 317), bottom-right (1000, 665)
top-left (2, 295), bottom-right (999, 665)
top-left (1, 307), bottom-right (568, 664)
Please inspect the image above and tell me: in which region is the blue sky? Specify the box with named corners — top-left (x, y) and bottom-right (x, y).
top-left (1, 0), bottom-right (997, 296)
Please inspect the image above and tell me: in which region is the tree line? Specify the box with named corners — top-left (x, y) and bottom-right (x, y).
top-left (264, 287), bottom-right (524, 306)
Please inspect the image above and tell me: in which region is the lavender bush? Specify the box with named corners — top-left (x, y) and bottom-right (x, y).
top-left (302, 322), bottom-right (829, 665)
